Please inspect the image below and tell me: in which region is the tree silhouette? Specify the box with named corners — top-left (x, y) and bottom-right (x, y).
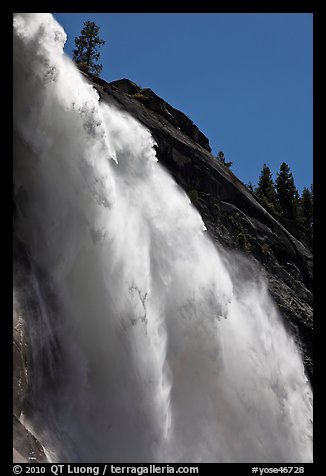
top-left (300, 185), bottom-right (313, 232)
top-left (275, 162), bottom-right (300, 221)
top-left (216, 150), bottom-right (233, 169)
top-left (246, 181), bottom-right (254, 193)
top-left (73, 21), bottom-right (105, 76)
top-left (255, 164), bottom-right (276, 208)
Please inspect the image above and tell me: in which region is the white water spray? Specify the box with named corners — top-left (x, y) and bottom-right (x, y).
top-left (13, 14), bottom-right (312, 463)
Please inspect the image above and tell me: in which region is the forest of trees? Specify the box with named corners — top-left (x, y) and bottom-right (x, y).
top-left (251, 162), bottom-right (313, 240)
top-left (215, 151), bottom-right (312, 242)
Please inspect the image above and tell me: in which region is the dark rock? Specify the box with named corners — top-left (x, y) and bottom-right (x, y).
top-left (13, 415), bottom-right (48, 463)
top-left (13, 237), bottom-right (31, 419)
top-left (13, 316), bottom-right (28, 419)
top-left (109, 78), bottom-right (142, 95)
top-left (13, 235), bottom-right (52, 463)
top-left (87, 74), bottom-right (211, 153)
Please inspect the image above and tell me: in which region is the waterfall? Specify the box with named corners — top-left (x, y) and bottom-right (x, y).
top-left (13, 13), bottom-right (312, 463)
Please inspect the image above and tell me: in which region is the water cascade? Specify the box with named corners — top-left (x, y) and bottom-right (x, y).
top-left (13, 13), bottom-right (312, 463)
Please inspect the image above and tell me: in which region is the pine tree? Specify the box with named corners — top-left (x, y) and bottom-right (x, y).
top-left (73, 21), bottom-right (105, 76)
top-left (275, 162), bottom-right (300, 222)
top-left (246, 181), bottom-right (254, 193)
top-left (300, 186), bottom-right (313, 232)
top-left (255, 164), bottom-right (276, 209)
top-left (216, 150), bottom-right (233, 169)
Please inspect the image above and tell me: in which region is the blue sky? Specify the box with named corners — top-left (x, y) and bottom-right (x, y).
top-left (53, 13), bottom-right (312, 193)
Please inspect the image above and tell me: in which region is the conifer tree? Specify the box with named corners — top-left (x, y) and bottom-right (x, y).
top-left (255, 164), bottom-right (276, 208)
top-left (275, 162), bottom-right (300, 222)
top-left (300, 185), bottom-right (313, 232)
top-left (246, 181), bottom-right (254, 193)
top-left (73, 21), bottom-right (105, 76)
top-left (216, 150), bottom-right (233, 169)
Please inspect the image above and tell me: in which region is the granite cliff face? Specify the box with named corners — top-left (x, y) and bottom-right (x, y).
top-left (83, 72), bottom-right (313, 381)
top-left (13, 236), bottom-right (49, 463)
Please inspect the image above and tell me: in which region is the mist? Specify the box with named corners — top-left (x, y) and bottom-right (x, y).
top-left (13, 13), bottom-right (312, 463)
